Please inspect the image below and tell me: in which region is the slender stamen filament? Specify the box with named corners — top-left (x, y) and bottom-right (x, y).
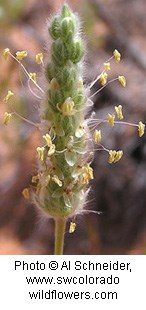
top-left (9, 52), bottom-right (45, 94)
top-left (89, 72), bottom-right (104, 89)
top-left (89, 55), bottom-right (114, 89)
top-left (90, 78), bottom-right (118, 99)
top-left (88, 119), bottom-right (106, 132)
top-left (13, 110), bottom-right (39, 127)
top-left (89, 118), bottom-right (139, 128)
top-left (76, 209), bottom-right (102, 216)
top-left (55, 149), bottom-right (67, 154)
top-left (9, 100), bottom-right (40, 128)
top-left (28, 80), bottom-right (43, 100)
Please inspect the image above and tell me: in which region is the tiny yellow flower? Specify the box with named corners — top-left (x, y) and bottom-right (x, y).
top-left (99, 72), bottom-right (108, 86)
top-left (22, 188), bottom-right (30, 199)
top-left (37, 147), bottom-right (44, 161)
top-left (118, 76), bottom-right (126, 87)
top-left (36, 53), bottom-right (43, 64)
top-left (48, 144), bottom-right (55, 156)
top-left (114, 150), bottom-right (123, 163)
top-left (115, 105), bottom-right (123, 120)
top-left (52, 175), bottom-right (62, 187)
top-left (93, 129), bottom-right (101, 144)
top-left (108, 150), bottom-right (117, 164)
top-left (103, 62), bottom-right (111, 71)
top-left (30, 72), bottom-right (37, 82)
top-left (4, 90), bottom-right (14, 103)
top-left (43, 133), bottom-right (52, 147)
top-left (107, 113), bottom-right (115, 127)
top-left (3, 112), bottom-right (12, 125)
top-left (113, 49), bottom-right (121, 62)
top-left (3, 48), bottom-right (10, 60)
top-left (16, 51), bottom-right (27, 61)
top-left (138, 121), bottom-right (145, 137)
top-left (69, 222), bottom-right (76, 233)
top-left (50, 78), bottom-right (59, 91)
top-left (61, 98), bottom-right (75, 115)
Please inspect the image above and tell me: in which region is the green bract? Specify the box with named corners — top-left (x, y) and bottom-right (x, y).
top-left (33, 4), bottom-right (93, 218)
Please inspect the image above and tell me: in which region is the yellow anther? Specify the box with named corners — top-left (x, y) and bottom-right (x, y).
top-left (3, 112), bottom-right (12, 125)
top-left (50, 78), bottom-right (59, 91)
top-left (93, 129), bottom-right (101, 144)
top-left (22, 188), bottom-right (30, 200)
top-left (138, 121), bottom-right (145, 137)
top-left (4, 90), bottom-right (14, 103)
top-left (113, 49), bottom-right (121, 62)
top-left (115, 105), bottom-right (123, 120)
top-left (43, 133), bottom-right (52, 147)
top-left (108, 150), bottom-right (117, 164)
top-left (69, 222), bottom-right (76, 233)
top-left (114, 150), bottom-right (123, 163)
top-left (108, 150), bottom-right (123, 163)
top-left (48, 144), bottom-right (55, 156)
top-left (84, 164), bottom-right (94, 181)
top-left (60, 97), bottom-right (75, 115)
top-left (36, 53), bottom-right (43, 64)
top-left (118, 76), bottom-right (126, 87)
top-left (32, 175), bottom-right (39, 183)
top-left (99, 72), bottom-right (108, 86)
top-left (30, 73), bottom-right (37, 82)
top-left (81, 173), bottom-right (89, 185)
top-left (37, 147), bottom-right (44, 161)
top-left (44, 175), bottom-right (51, 186)
top-left (52, 175), bottom-right (62, 187)
top-left (103, 62), bottom-right (111, 71)
top-left (3, 48), bottom-right (10, 60)
top-left (107, 113), bottom-right (115, 127)
top-left (16, 51), bottom-right (28, 61)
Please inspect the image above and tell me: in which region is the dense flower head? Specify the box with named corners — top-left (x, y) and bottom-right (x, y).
top-left (33, 4), bottom-right (92, 218)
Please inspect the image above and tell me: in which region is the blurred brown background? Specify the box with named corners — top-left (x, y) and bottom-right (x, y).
top-left (0, 0), bottom-right (146, 254)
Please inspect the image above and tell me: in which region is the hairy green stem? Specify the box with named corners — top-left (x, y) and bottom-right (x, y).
top-left (54, 217), bottom-right (66, 255)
